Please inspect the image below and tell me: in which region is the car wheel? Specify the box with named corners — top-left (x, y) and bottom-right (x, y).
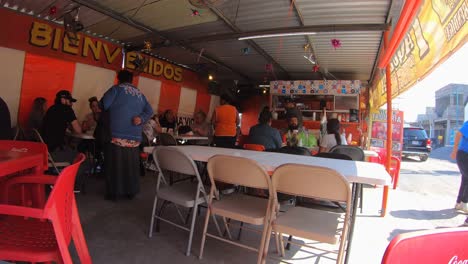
top-left (420, 155), bottom-right (428, 162)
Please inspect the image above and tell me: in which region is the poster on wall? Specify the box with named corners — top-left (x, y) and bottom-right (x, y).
top-left (369, 109), bottom-right (404, 158)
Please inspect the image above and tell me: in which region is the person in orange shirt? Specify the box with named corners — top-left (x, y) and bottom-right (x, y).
top-left (211, 95), bottom-right (239, 148)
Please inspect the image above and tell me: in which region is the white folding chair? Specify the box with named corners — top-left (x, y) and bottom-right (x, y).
top-left (200, 155), bottom-right (275, 264)
top-left (148, 146), bottom-right (208, 256)
top-left (264, 164), bottom-right (352, 264)
top-left (32, 129), bottom-right (70, 174)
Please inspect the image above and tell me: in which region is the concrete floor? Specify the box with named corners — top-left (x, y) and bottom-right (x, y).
top-left (69, 146), bottom-right (467, 264)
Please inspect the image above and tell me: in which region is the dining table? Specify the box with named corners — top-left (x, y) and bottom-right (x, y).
top-left (0, 148), bottom-right (44, 206)
top-left (174, 135), bottom-right (210, 145)
top-left (170, 145), bottom-right (391, 264)
top-left (0, 148), bottom-right (43, 177)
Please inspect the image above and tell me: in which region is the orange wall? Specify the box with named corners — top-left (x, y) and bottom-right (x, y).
top-left (18, 53), bottom-right (76, 127)
top-left (158, 82), bottom-right (182, 114)
top-left (240, 95), bottom-right (270, 135)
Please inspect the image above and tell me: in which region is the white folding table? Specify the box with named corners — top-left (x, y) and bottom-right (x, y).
top-left (174, 135), bottom-right (210, 145)
top-left (171, 145), bottom-right (391, 263)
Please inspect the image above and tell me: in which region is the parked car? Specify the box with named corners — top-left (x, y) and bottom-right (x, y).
top-left (402, 126), bottom-right (432, 161)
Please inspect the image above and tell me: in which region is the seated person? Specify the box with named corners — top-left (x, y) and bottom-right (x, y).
top-left (283, 114), bottom-right (317, 148)
top-left (42, 90), bottom-right (86, 177)
top-left (319, 118), bottom-right (347, 152)
top-left (190, 110), bottom-right (212, 137)
top-left (26, 97), bottom-right (47, 140)
top-left (277, 134), bottom-right (311, 156)
top-left (248, 109), bottom-right (282, 151)
top-left (284, 98), bottom-right (303, 126)
top-left (82, 96), bottom-right (101, 134)
top-left (159, 109), bottom-right (176, 131)
top-left (143, 114), bottom-right (162, 145)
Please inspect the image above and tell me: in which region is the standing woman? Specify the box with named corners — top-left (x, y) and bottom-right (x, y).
top-left (319, 118), bottom-right (347, 153)
top-left (101, 70), bottom-right (153, 200)
top-left (451, 121), bottom-right (468, 214)
top-left (211, 95), bottom-right (239, 148)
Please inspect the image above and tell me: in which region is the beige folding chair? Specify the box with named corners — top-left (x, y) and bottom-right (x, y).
top-left (264, 164), bottom-right (352, 264)
top-left (32, 129), bottom-right (70, 173)
top-left (200, 155), bottom-right (275, 264)
top-left (148, 146), bottom-right (208, 256)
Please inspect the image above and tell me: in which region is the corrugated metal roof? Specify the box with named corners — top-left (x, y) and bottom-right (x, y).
top-left (295, 0), bottom-right (390, 25)
top-left (3, 0), bottom-right (403, 85)
top-left (216, 0), bottom-right (301, 31)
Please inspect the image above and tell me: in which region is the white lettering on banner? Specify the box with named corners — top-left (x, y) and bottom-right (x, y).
top-left (443, 1), bottom-right (468, 41)
top-left (177, 116), bottom-right (194, 127)
top-left (371, 110), bottom-right (403, 123)
top-left (448, 255), bottom-right (468, 264)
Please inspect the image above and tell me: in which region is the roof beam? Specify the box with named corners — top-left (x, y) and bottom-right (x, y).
top-left (71, 0), bottom-right (251, 81)
top-left (202, 1), bottom-right (291, 80)
top-left (182, 24), bottom-right (391, 44)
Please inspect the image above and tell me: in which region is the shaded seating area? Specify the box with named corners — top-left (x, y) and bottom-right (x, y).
top-left (1, 0), bottom-right (466, 262)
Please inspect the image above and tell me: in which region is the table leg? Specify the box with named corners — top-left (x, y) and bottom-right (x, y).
top-left (344, 182), bottom-right (361, 264)
top-left (381, 186), bottom-right (389, 217)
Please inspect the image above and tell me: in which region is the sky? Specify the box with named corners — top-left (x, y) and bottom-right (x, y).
top-left (393, 43), bottom-right (468, 122)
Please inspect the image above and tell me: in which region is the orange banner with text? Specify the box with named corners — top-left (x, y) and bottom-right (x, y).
top-left (371, 0), bottom-right (468, 110)
top-left (0, 8), bottom-right (122, 70)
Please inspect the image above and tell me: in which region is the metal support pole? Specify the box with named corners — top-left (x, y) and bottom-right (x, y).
top-left (381, 31), bottom-right (393, 217)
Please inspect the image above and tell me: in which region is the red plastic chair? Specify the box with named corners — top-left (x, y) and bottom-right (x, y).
top-left (243, 143), bottom-right (266, 151)
top-left (372, 151), bottom-right (401, 190)
top-left (0, 140), bottom-right (49, 207)
top-left (0, 154), bottom-right (92, 264)
top-left (382, 228), bottom-right (468, 264)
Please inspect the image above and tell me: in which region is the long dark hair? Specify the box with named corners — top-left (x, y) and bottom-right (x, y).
top-left (31, 97), bottom-right (47, 116)
top-left (327, 118), bottom-right (341, 145)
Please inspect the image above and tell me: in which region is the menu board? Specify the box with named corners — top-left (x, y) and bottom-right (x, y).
top-left (369, 109), bottom-right (404, 158)
top-left (270, 80), bottom-right (362, 95)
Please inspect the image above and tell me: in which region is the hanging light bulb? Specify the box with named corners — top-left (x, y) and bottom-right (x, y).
top-left (262, 89), bottom-right (267, 94)
top-left (208, 74), bottom-right (214, 81)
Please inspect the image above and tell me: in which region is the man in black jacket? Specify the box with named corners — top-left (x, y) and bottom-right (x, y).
top-left (0, 97), bottom-right (12, 140)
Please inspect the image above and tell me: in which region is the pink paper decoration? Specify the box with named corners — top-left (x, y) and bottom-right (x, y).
top-left (331, 39), bottom-right (342, 49)
top-left (49, 6), bottom-right (57, 15)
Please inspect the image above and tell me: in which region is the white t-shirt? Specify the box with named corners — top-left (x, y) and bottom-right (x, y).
top-left (320, 133), bottom-right (348, 152)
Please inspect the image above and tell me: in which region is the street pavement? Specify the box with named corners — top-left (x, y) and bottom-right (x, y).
top-left (348, 146), bottom-right (467, 264)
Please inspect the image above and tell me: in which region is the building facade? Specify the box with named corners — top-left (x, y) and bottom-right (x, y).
top-left (412, 84), bottom-right (468, 146)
